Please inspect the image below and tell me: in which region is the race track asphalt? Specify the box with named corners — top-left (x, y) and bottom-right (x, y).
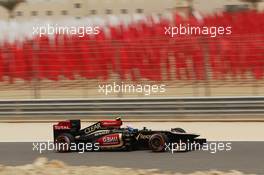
top-left (0, 142), bottom-right (263, 174)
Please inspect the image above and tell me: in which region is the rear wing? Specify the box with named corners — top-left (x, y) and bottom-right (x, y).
top-left (53, 120), bottom-right (81, 141)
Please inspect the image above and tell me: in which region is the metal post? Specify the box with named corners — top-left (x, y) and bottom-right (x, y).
top-left (32, 41), bottom-right (40, 99)
top-left (202, 39), bottom-right (211, 96)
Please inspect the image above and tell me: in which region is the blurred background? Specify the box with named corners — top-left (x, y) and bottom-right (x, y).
top-left (0, 0), bottom-right (263, 99)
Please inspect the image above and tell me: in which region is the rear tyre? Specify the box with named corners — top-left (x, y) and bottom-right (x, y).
top-left (55, 133), bottom-right (75, 152)
top-left (149, 133), bottom-right (169, 152)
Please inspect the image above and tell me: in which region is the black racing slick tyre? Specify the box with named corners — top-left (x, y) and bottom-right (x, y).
top-left (149, 133), bottom-right (169, 152)
top-left (55, 133), bottom-right (75, 153)
top-left (171, 128), bottom-right (186, 133)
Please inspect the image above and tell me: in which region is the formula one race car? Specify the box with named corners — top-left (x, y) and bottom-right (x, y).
top-left (53, 118), bottom-right (206, 152)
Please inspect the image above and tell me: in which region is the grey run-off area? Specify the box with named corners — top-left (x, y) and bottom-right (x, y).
top-left (0, 142), bottom-right (263, 174)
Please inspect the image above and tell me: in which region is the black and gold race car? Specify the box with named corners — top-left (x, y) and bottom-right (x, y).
top-left (53, 118), bottom-right (206, 152)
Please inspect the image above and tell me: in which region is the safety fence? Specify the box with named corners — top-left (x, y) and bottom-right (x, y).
top-left (1, 97), bottom-right (264, 120)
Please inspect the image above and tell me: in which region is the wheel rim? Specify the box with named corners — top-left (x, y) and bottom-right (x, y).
top-left (152, 138), bottom-right (162, 148)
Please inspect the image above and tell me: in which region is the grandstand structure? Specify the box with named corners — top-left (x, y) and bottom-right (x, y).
top-left (0, 0), bottom-right (263, 21)
top-left (0, 0), bottom-right (263, 99)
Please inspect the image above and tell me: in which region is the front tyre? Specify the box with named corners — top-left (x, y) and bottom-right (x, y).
top-left (55, 133), bottom-right (75, 152)
top-left (149, 133), bottom-right (169, 152)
